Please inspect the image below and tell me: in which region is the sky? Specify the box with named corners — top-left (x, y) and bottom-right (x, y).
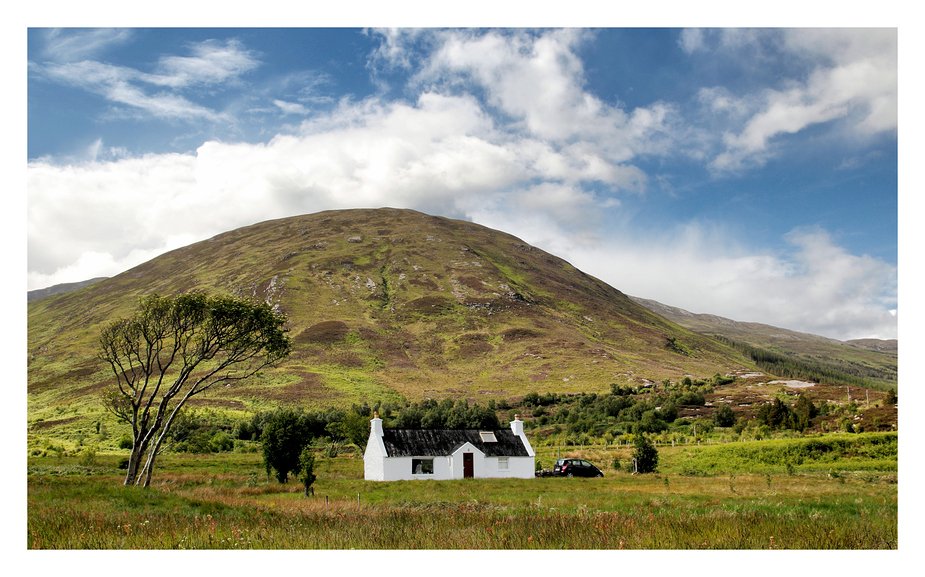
top-left (25, 25), bottom-right (901, 341)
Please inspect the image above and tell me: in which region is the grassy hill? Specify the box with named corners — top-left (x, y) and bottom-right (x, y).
top-left (629, 296), bottom-right (897, 391)
top-left (28, 209), bottom-right (757, 420)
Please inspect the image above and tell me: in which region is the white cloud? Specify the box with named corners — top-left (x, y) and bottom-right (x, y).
top-left (399, 29), bottom-right (682, 182)
top-left (154, 39), bottom-right (260, 87)
top-left (273, 99), bottom-right (312, 115)
top-left (698, 29), bottom-right (897, 173)
top-left (558, 224), bottom-right (897, 341)
top-left (38, 60), bottom-right (229, 122)
top-left (677, 29), bottom-right (705, 54)
top-left (39, 28), bottom-right (133, 62)
top-left (33, 39), bottom-right (258, 122)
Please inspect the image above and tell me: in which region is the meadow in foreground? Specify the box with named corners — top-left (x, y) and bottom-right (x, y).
top-left (27, 435), bottom-right (897, 549)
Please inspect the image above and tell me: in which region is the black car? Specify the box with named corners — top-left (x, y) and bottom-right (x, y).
top-left (553, 458), bottom-right (604, 477)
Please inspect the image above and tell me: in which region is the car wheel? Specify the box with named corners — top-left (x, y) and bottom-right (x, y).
top-left (567, 473), bottom-right (574, 477)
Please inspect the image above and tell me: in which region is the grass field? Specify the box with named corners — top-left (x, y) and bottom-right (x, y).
top-left (27, 434), bottom-right (897, 550)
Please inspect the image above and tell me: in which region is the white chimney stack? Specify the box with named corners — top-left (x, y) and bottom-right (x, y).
top-left (371, 412), bottom-right (383, 437)
top-left (511, 414), bottom-right (523, 436)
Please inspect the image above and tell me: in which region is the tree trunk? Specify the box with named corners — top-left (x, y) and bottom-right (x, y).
top-left (123, 445), bottom-right (143, 486)
top-left (138, 397), bottom-right (188, 487)
top-left (140, 452), bottom-right (157, 488)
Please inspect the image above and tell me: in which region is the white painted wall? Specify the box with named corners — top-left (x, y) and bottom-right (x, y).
top-left (482, 455), bottom-right (535, 479)
top-left (363, 416), bottom-right (388, 481)
top-left (363, 415), bottom-right (536, 481)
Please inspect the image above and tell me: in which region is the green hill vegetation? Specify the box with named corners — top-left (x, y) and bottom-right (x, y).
top-left (630, 296), bottom-right (897, 391)
top-left (28, 209), bottom-right (897, 458)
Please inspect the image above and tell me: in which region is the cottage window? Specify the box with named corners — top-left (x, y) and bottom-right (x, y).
top-left (498, 457), bottom-right (509, 470)
top-left (412, 458), bottom-right (434, 475)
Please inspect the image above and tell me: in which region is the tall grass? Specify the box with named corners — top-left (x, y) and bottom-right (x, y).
top-left (28, 448), bottom-right (897, 549)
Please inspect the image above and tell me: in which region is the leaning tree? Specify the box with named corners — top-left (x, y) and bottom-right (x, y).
top-left (99, 292), bottom-right (291, 487)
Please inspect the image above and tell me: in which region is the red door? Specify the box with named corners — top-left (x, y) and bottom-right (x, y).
top-left (463, 453), bottom-right (473, 478)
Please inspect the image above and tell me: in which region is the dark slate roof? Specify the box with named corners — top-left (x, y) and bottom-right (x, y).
top-left (380, 428), bottom-right (530, 458)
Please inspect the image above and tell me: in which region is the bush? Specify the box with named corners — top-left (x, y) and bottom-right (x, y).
top-left (733, 418), bottom-right (747, 434)
top-left (297, 448), bottom-right (317, 497)
top-left (117, 434), bottom-right (133, 450)
top-left (713, 404), bottom-right (736, 427)
top-left (209, 432), bottom-right (234, 453)
top-left (78, 448), bottom-right (97, 467)
top-left (261, 409), bottom-right (312, 483)
top-left (632, 434), bottom-right (659, 474)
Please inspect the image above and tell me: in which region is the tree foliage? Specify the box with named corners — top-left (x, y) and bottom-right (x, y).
top-left (756, 394), bottom-right (818, 432)
top-left (261, 408), bottom-right (311, 483)
top-left (632, 434), bottom-right (659, 473)
top-left (712, 335), bottom-right (895, 392)
top-left (712, 404), bottom-right (736, 427)
top-left (391, 398), bottom-right (500, 429)
top-left (99, 292), bottom-right (291, 487)
top-left (298, 447), bottom-right (317, 497)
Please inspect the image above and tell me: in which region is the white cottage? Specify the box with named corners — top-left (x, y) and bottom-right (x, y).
top-left (364, 413), bottom-right (535, 481)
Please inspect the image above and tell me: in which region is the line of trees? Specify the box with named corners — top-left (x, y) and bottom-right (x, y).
top-left (517, 378), bottom-right (721, 439)
top-left (755, 394), bottom-right (819, 432)
top-left (387, 398), bottom-right (501, 430)
top-left (712, 335), bottom-right (895, 391)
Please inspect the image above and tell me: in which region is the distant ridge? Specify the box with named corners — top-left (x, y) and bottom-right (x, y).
top-left (27, 277), bottom-right (108, 302)
top-left (629, 296), bottom-right (897, 389)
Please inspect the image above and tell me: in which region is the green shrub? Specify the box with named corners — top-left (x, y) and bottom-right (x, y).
top-left (78, 447), bottom-right (97, 467)
top-left (713, 404), bottom-right (736, 427)
top-left (632, 434), bottom-right (659, 474)
top-left (732, 418), bottom-right (747, 434)
top-left (297, 448), bottom-right (317, 497)
top-left (209, 432), bottom-right (234, 453)
top-left (261, 409), bottom-right (312, 483)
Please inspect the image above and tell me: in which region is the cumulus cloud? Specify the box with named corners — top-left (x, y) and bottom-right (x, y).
top-left (560, 224), bottom-right (897, 341)
top-left (412, 29), bottom-right (682, 168)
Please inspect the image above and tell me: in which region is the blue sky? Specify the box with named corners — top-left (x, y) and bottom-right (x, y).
top-left (26, 26), bottom-right (900, 340)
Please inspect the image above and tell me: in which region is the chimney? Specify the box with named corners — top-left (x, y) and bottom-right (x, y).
top-left (511, 414), bottom-right (523, 436)
top-left (371, 412), bottom-right (383, 437)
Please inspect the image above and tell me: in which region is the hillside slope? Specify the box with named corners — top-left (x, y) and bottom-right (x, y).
top-left (629, 296), bottom-right (897, 390)
top-left (28, 208), bottom-right (756, 416)
top-left (27, 277), bottom-right (108, 302)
